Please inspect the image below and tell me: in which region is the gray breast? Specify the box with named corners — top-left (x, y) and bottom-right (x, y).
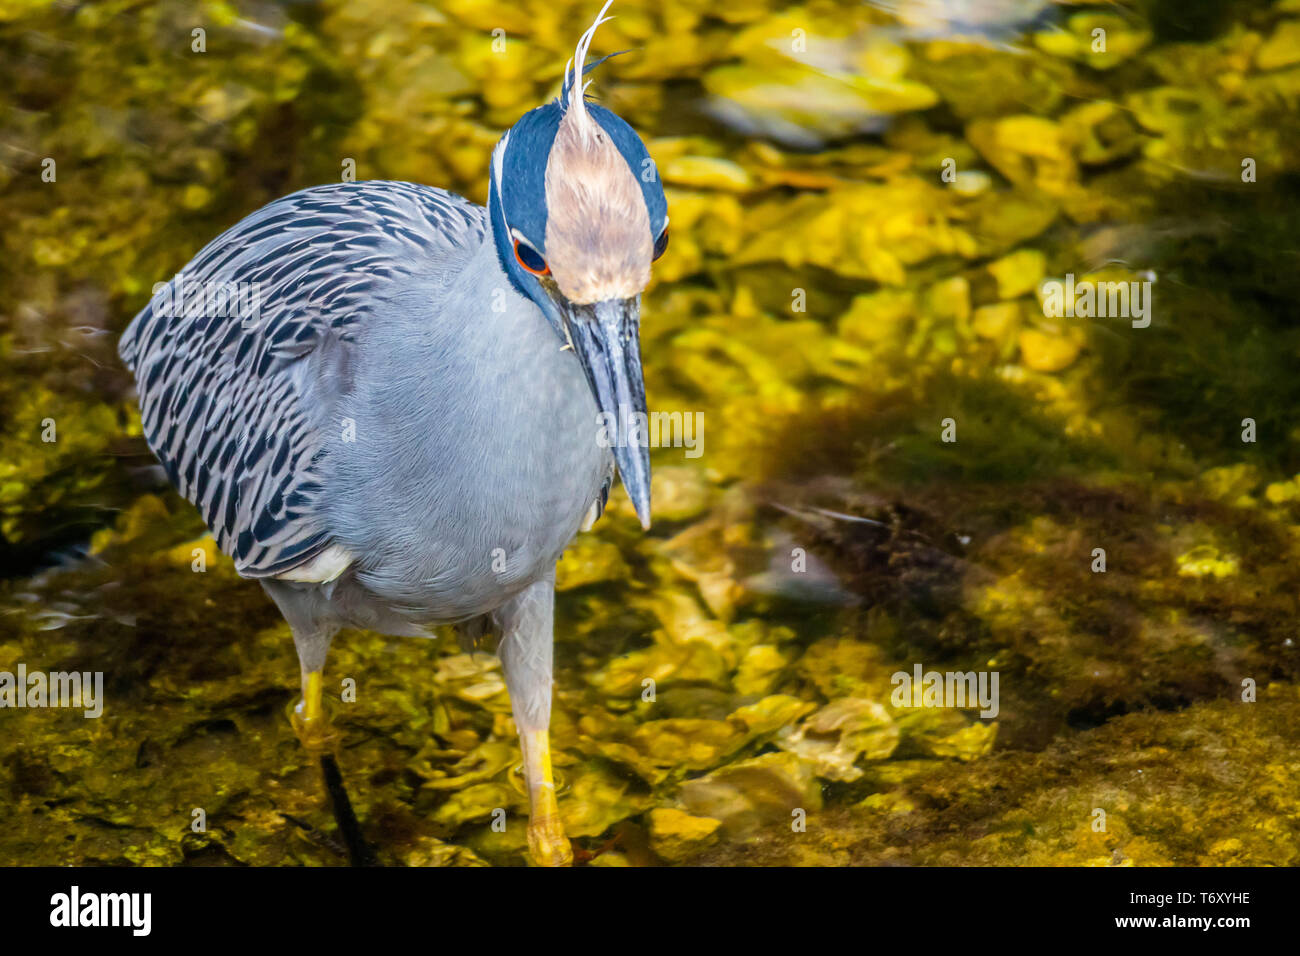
top-left (319, 236), bottom-right (613, 626)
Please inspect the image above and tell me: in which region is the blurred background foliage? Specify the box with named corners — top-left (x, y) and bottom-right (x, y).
top-left (2, 0), bottom-right (1300, 865)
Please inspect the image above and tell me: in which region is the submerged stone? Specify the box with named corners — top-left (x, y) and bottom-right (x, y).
top-left (679, 752), bottom-right (823, 836)
top-left (777, 696), bottom-right (900, 781)
top-left (647, 807), bottom-right (722, 862)
top-left (1256, 20), bottom-right (1300, 70)
top-left (1018, 323), bottom-right (1084, 372)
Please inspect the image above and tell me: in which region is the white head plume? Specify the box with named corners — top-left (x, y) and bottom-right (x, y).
top-left (562, 0), bottom-right (615, 130)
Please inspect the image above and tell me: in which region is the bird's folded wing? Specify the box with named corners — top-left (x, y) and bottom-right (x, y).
top-left (119, 181), bottom-right (487, 578)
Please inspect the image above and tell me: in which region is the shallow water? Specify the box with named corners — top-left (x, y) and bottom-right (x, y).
top-left (2, 0), bottom-right (1299, 865)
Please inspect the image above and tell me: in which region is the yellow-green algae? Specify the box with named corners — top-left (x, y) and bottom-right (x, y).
top-left (2, 0), bottom-right (1300, 865)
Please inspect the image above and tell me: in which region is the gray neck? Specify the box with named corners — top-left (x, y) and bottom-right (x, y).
top-left (327, 230), bottom-right (607, 608)
top-left (358, 231), bottom-right (568, 461)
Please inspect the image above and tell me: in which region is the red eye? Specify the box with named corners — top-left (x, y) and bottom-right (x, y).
top-left (514, 238), bottom-right (550, 276)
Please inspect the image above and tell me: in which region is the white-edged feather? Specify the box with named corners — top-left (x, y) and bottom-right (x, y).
top-left (564, 0), bottom-right (615, 127)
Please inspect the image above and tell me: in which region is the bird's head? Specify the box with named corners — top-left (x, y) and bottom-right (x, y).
top-left (487, 1), bottom-right (666, 531)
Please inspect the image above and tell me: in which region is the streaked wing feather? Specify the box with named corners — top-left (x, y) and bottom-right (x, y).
top-left (120, 180), bottom-right (486, 577)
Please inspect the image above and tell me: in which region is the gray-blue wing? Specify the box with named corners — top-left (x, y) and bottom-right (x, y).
top-left (119, 180), bottom-right (487, 578)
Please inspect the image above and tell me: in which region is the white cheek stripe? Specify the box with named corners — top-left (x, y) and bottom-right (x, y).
top-left (491, 131), bottom-right (510, 202)
top-left (493, 135), bottom-right (551, 259)
top-left (510, 227), bottom-right (543, 252)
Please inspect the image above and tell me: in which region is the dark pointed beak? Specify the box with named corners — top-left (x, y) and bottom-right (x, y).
top-left (561, 296), bottom-right (652, 530)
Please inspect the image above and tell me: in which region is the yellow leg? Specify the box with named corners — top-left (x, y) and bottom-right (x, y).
top-left (290, 668), bottom-right (338, 751)
top-left (520, 728), bottom-right (572, 867)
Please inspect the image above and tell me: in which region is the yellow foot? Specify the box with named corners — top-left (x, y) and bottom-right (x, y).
top-left (519, 727), bottom-right (573, 867)
top-left (528, 811), bottom-right (573, 867)
top-left (289, 703), bottom-right (341, 752)
top-left (288, 669), bottom-right (340, 752)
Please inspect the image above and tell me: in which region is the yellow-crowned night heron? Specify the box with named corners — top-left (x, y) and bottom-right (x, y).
top-left (117, 2), bottom-right (666, 866)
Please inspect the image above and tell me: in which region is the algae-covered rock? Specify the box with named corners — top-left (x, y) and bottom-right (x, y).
top-left (432, 782), bottom-right (522, 827)
top-left (1199, 464), bottom-right (1261, 505)
top-left (967, 115), bottom-right (1079, 197)
top-left (988, 249), bottom-right (1047, 301)
top-left (972, 301), bottom-right (1023, 343)
top-left (560, 764), bottom-right (651, 839)
top-left (796, 636), bottom-right (896, 702)
top-left (647, 807), bottom-right (722, 862)
top-left (679, 752), bottom-right (823, 836)
top-left (894, 706), bottom-right (997, 761)
top-left (1256, 20), bottom-right (1300, 70)
top-left (556, 536), bottom-right (631, 591)
top-left (704, 14), bottom-right (938, 147)
top-left (777, 697), bottom-right (899, 781)
top-left (663, 156), bottom-right (754, 191)
top-left (1033, 13), bottom-right (1152, 70)
top-left (572, 694), bottom-right (810, 785)
top-left (733, 644), bottom-right (793, 696)
top-left (650, 466), bottom-right (712, 523)
top-left (965, 190), bottom-right (1061, 253)
top-left (628, 718), bottom-right (749, 771)
top-left (415, 740), bottom-right (516, 791)
top-left (1175, 545), bottom-right (1239, 580)
top-left (588, 629), bottom-right (731, 698)
top-left (655, 518), bottom-right (742, 621)
top-left (1061, 101), bottom-right (1144, 166)
top-left (1017, 323), bottom-right (1084, 372)
top-left (912, 47), bottom-right (1074, 120)
top-left (405, 836), bottom-right (490, 867)
top-left (730, 694), bottom-right (815, 735)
